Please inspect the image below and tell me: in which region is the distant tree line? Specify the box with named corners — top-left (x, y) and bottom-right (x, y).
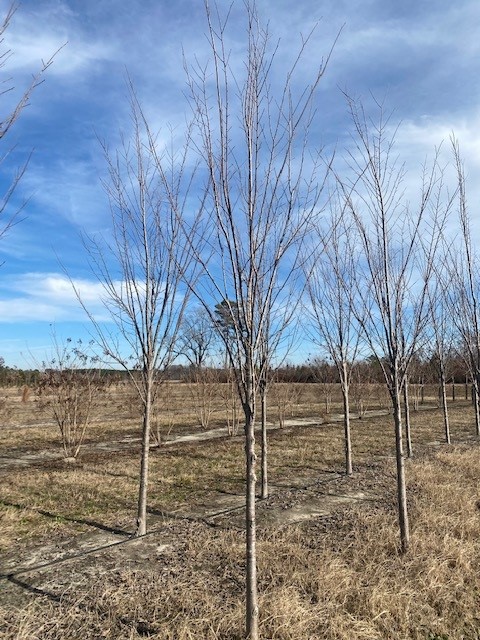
top-left (0, 351), bottom-right (473, 387)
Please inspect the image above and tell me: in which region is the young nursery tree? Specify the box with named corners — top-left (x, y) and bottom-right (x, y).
top-left (427, 239), bottom-right (456, 445)
top-left (305, 195), bottom-right (361, 476)
top-left (183, 2), bottom-right (335, 636)
top-left (38, 338), bottom-right (103, 460)
top-left (77, 88), bottom-right (200, 536)
top-left (340, 97), bottom-right (449, 553)
top-left (448, 138), bottom-right (480, 437)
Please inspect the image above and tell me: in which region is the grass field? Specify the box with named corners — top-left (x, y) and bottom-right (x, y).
top-left (1, 383), bottom-right (479, 639)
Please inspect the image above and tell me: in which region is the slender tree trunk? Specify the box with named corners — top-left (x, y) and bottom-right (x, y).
top-left (474, 377), bottom-right (480, 437)
top-left (403, 377), bottom-right (413, 458)
top-left (136, 374), bottom-right (152, 537)
top-left (244, 373), bottom-right (259, 640)
top-left (260, 378), bottom-right (268, 499)
top-left (341, 362), bottom-right (353, 476)
top-left (452, 377), bottom-right (455, 402)
top-left (392, 378), bottom-right (410, 554)
top-left (439, 366), bottom-right (451, 444)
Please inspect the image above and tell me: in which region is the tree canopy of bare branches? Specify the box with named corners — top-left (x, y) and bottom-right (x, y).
top-left (305, 195), bottom-right (361, 475)
top-left (183, 2), bottom-right (336, 636)
top-left (339, 97), bottom-right (450, 553)
top-left (448, 137), bottom-right (480, 437)
top-left (77, 88), bottom-right (200, 536)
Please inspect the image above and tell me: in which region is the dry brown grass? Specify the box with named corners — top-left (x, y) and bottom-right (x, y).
top-left (1, 385), bottom-right (480, 639)
top-left (0, 381), bottom-right (448, 452)
top-left (1, 446), bottom-right (480, 639)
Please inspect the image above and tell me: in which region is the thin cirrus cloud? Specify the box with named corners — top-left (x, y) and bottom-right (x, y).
top-left (0, 273), bottom-right (110, 323)
top-left (19, 157), bottom-right (108, 231)
top-left (0, 273), bottom-right (179, 325)
top-left (392, 111), bottom-right (480, 211)
top-left (3, 3), bottom-right (116, 78)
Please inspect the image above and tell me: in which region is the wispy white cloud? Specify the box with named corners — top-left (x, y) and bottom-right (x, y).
top-left (0, 273), bottom-right (111, 322)
top-left (20, 156), bottom-right (108, 231)
top-left (13, 273), bottom-right (105, 303)
top-left (0, 272), bottom-right (186, 325)
top-left (394, 114), bottom-right (480, 171)
top-left (4, 2), bottom-right (116, 78)
top-left (393, 112), bottom-right (480, 242)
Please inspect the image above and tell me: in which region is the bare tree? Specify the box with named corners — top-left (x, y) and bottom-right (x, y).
top-left (177, 306), bottom-right (216, 370)
top-left (38, 338), bottom-right (104, 460)
top-left (270, 374), bottom-right (302, 428)
top-left (448, 138), bottom-right (480, 437)
top-left (350, 359), bottom-right (390, 415)
top-left (427, 242), bottom-right (457, 444)
top-left (305, 196), bottom-right (361, 476)
top-left (219, 365), bottom-right (242, 436)
top-left (183, 2), bottom-right (335, 635)
top-left (177, 308), bottom-right (219, 429)
top-left (310, 357), bottom-right (337, 414)
top-left (258, 318), bottom-right (270, 499)
top-left (76, 89), bottom-right (199, 536)
top-left (1, 3), bottom-right (59, 242)
top-left (340, 97), bottom-right (448, 553)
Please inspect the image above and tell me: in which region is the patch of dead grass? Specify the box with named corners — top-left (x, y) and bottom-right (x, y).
top-left (1, 445), bottom-right (480, 639)
top-left (1, 394), bottom-right (480, 638)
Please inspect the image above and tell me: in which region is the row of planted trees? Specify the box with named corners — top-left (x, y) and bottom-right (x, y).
top-left (1, 2), bottom-right (479, 636)
top-left (27, 343), bottom-right (471, 463)
top-left (57, 5), bottom-right (480, 640)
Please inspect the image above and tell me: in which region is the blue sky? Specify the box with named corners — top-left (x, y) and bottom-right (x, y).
top-left (1, 0), bottom-right (479, 368)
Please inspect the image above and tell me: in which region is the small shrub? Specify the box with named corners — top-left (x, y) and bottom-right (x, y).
top-left (38, 339), bottom-right (104, 459)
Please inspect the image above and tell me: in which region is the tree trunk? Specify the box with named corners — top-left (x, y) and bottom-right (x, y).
top-left (452, 377), bottom-right (455, 402)
top-left (260, 379), bottom-right (268, 499)
top-left (392, 379), bottom-right (410, 554)
top-left (439, 367), bottom-right (450, 444)
top-left (136, 377), bottom-right (152, 537)
top-left (403, 378), bottom-right (413, 458)
top-left (341, 362), bottom-right (353, 476)
top-left (474, 377), bottom-right (480, 437)
top-left (244, 377), bottom-right (259, 640)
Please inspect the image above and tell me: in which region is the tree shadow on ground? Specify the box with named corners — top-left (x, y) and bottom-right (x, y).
top-left (1, 500), bottom-right (130, 536)
top-left (5, 574), bottom-right (61, 603)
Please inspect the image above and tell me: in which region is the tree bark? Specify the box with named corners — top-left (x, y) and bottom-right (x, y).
top-left (474, 378), bottom-right (480, 437)
top-left (244, 386), bottom-right (259, 640)
top-left (135, 373), bottom-right (152, 537)
top-left (260, 378), bottom-right (268, 499)
top-left (392, 381), bottom-right (410, 554)
top-left (439, 367), bottom-right (451, 444)
top-left (403, 377), bottom-right (413, 458)
top-left (341, 361), bottom-right (353, 476)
